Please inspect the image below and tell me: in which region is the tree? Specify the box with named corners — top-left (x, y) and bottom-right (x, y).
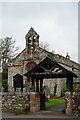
top-left (0, 37), bottom-right (19, 91)
top-left (0, 37), bottom-right (19, 66)
top-left (40, 42), bottom-right (50, 51)
top-left (39, 41), bottom-right (55, 54)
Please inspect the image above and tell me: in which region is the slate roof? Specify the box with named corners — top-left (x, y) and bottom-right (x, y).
top-left (24, 57), bottom-right (78, 79)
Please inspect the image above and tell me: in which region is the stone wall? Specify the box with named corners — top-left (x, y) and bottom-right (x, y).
top-left (65, 92), bottom-right (80, 116)
top-left (8, 66), bottom-right (22, 92)
top-left (2, 92), bottom-right (29, 112)
top-left (43, 78), bottom-right (66, 97)
top-left (65, 92), bottom-right (72, 115)
top-left (2, 91), bottom-right (80, 115)
top-left (72, 92), bottom-right (80, 116)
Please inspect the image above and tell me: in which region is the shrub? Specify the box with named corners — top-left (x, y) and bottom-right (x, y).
top-left (2, 79), bottom-right (8, 92)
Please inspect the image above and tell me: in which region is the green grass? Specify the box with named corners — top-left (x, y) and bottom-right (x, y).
top-left (3, 109), bottom-right (23, 113)
top-left (45, 97), bottom-right (65, 109)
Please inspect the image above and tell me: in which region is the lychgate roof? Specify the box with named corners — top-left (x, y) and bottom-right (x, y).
top-left (24, 57), bottom-right (78, 79)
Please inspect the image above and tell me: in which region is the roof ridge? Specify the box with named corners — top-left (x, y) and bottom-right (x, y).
top-left (12, 48), bottom-right (26, 61)
top-left (39, 47), bottom-right (80, 66)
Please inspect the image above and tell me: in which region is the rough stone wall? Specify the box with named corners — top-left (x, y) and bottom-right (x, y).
top-left (65, 92), bottom-right (72, 115)
top-left (43, 79), bottom-right (57, 96)
top-left (8, 54), bottom-right (41, 92)
top-left (2, 92), bottom-right (29, 112)
top-left (72, 92), bottom-right (80, 116)
top-left (65, 92), bottom-right (80, 116)
top-left (43, 78), bottom-right (66, 97)
top-left (8, 66), bottom-right (22, 92)
top-left (12, 49), bottom-right (27, 65)
top-left (56, 78), bottom-right (66, 96)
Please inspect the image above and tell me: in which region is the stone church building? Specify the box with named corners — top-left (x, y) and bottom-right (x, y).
top-left (8, 28), bottom-right (80, 97)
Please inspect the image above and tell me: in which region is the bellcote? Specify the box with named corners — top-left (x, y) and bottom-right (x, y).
top-left (25, 28), bottom-right (39, 59)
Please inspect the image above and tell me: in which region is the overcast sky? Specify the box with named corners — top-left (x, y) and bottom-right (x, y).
top-left (1, 2), bottom-right (78, 63)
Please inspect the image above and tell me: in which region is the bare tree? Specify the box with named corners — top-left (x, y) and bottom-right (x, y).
top-left (0, 37), bottom-right (19, 68)
top-left (0, 37), bottom-right (19, 91)
top-left (39, 42), bottom-right (50, 51)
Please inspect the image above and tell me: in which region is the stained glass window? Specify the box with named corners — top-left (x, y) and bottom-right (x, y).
top-left (32, 64), bottom-right (34, 69)
top-left (28, 65), bottom-right (30, 83)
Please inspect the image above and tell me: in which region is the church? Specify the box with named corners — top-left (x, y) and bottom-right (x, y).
top-left (8, 28), bottom-right (80, 97)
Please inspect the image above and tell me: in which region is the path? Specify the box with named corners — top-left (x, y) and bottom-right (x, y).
top-left (1, 103), bottom-right (79, 119)
top-left (2, 111), bottom-right (78, 119)
top-left (2, 104), bottom-right (79, 119)
top-left (47, 103), bottom-right (65, 112)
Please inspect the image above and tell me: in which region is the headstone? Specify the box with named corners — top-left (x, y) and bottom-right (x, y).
top-left (16, 88), bottom-right (21, 92)
top-left (1, 87), bottom-right (4, 92)
top-left (23, 88), bottom-right (26, 92)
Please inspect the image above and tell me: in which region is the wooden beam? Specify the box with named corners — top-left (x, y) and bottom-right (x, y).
top-left (36, 78), bottom-right (39, 92)
top-left (66, 76), bottom-right (73, 91)
top-left (40, 78), bottom-right (43, 92)
top-left (47, 60), bottom-right (49, 70)
top-left (32, 77), bottom-right (35, 92)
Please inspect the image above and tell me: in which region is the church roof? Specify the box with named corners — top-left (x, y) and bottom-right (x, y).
top-left (24, 57), bottom-right (78, 78)
top-left (11, 46), bottom-right (80, 70)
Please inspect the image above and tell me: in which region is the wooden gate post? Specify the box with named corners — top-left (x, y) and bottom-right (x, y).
top-left (32, 77), bottom-right (35, 92)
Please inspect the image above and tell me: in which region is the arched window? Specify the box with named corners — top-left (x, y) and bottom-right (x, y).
top-left (28, 65), bottom-right (30, 84)
top-left (28, 65), bottom-right (30, 72)
top-left (26, 62), bottom-right (36, 87)
top-left (32, 64), bottom-right (34, 69)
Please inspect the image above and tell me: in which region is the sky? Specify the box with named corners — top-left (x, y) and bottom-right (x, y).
top-left (0, 2), bottom-right (78, 63)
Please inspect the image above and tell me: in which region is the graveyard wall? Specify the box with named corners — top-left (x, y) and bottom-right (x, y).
top-left (2, 92), bottom-right (29, 112)
top-left (1, 91), bottom-right (80, 115)
top-left (65, 91), bottom-right (80, 116)
top-left (72, 92), bottom-right (80, 116)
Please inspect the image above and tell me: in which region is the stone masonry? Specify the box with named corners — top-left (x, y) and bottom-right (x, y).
top-left (65, 92), bottom-right (72, 115)
top-left (2, 92), bottom-right (29, 112)
top-left (72, 92), bottom-right (80, 116)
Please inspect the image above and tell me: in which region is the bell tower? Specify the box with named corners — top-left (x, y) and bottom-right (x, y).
top-left (25, 28), bottom-right (39, 59)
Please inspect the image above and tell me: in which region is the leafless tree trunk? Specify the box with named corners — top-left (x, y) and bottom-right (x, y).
top-left (39, 42), bottom-right (50, 51)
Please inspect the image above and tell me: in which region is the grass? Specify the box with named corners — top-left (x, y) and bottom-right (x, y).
top-left (45, 97), bottom-right (65, 109)
top-left (3, 109), bottom-right (23, 113)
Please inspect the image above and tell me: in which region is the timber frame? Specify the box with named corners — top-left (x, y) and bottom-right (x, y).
top-left (24, 57), bottom-right (78, 92)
